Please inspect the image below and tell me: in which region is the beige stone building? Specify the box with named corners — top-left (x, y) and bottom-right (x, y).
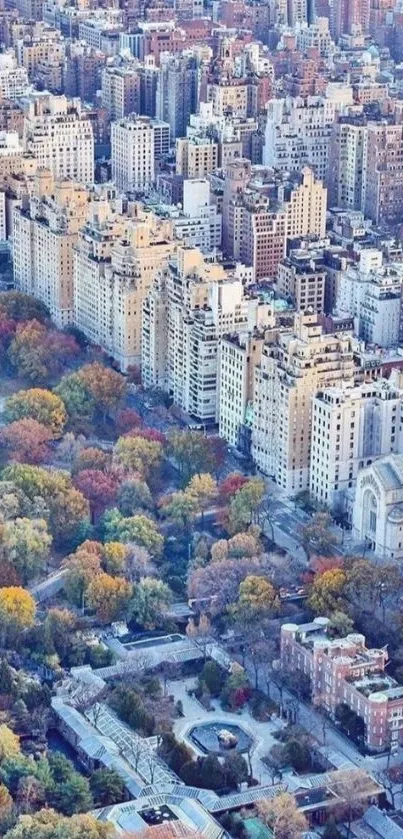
top-left (286, 166), bottom-right (327, 241)
top-left (218, 330), bottom-right (269, 449)
top-left (73, 201), bottom-right (175, 371)
top-left (176, 136), bottom-right (219, 179)
top-left (23, 93), bottom-right (94, 185)
top-left (13, 172), bottom-right (89, 327)
top-left (252, 313), bottom-right (355, 493)
top-left (142, 246), bottom-right (272, 421)
top-left (207, 80), bottom-right (248, 118)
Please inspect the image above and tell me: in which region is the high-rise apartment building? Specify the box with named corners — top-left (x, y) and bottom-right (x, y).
top-left (241, 191), bottom-right (287, 281)
top-left (310, 375), bottom-right (403, 510)
top-left (336, 250), bottom-right (403, 348)
top-left (23, 94), bottom-right (94, 184)
top-left (264, 87), bottom-right (353, 182)
top-left (252, 313), bottom-right (355, 493)
top-left (329, 114), bottom-right (367, 210)
top-left (74, 200), bottom-right (175, 370)
top-left (277, 251), bottom-right (326, 314)
top-left (364, 122), bottom-right (403, 226)
top-left (156, 53), bottom-right (199, 140)
top-left (218, 330), bottom-right (270, 450)
top-left (13, 173), bottom-right (89, 327)
top-left (102, 62), bottom-right (141, 120)
top-left (286, 166), bottom-right (327, 241)
top-left (176, 136), bottom-right (219, 179)
top-left (331, 0), bottom-right (370, 37)
top-left (142, 246), bottom-right (272, 420)
top-left (111, 115), bottom-right (156, 192)
top-left (0, 51), bottom-right (30, 101)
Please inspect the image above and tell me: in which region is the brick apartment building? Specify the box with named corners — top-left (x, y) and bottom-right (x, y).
top-left (280, 617), bottom-right (403, 751)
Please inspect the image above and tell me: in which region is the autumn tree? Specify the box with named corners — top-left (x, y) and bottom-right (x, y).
top-left (87, 573), bottom-right (132, 624)
top-left (0, 517), bottom-right (52, 583)
top-left (219, 472), bottom-right (249, 504)
top-left (0, 724), bottom-right (20, 762)
top-left (78, 363), bottom-right (126, 421)
top-left (308, 568), bottom-right (348, 616)
top-left (231, 575), bottom-right (279, 622)
top-left (8, 320), bottom-right (79, 383)
top-left (0, 419), bottom-right (53, 465)
top-left (3, 809), bottom-right (113, 839)
top-left (0, 782), bottom-right (12, 818)
top-left (115, 408), bottom-right (142, 436)
top-left (227, 479), bottom-right (265, 534)
top-left (188, 555), bottom-right (273, 615)
top-left (101, 542), bottom-right (128, 576)
top-left (3, 465), bottom-right (90, 546)
top-left (130, 577), bottom-right (172, 629)
top-left (54, 372), bottom-right (95, 428)
top-left (257, 793), bottom-right (308, 839)
top-left (73, 469), bottom-right (118, 521)
top-left (186, 613), bottom-right (213, 659)
top-left (187, 473), bottom-right (217, 523)
top-left (64, 545), bottom-right (102, 607)
top-left (0, 291), bottom-right (48, 323)
top-left (4, 389), bottom-right (66, 436)
top-left (72, 447), bottom-right (110, 475)
top-left (301, 512), bottom-right (337, 558)
top-left (0, 587), bottom-right (36, 641)
top-left (113, 435), bottom-right (163, 480)
top-left (103, 510), bottom-right (163, 557)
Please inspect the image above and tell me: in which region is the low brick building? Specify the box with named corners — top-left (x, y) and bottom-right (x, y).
top-left (280, 617), bottom-right (403, 751)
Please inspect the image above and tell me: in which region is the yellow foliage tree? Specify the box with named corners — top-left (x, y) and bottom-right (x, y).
top-left (0, 724), bottom-right (20, 763)
top-left (0, 586), bottom-right (36, 636)
top-left (87, 572), bottom-right (133, 624)
top-left (113, 435), bottom-right (162, 479)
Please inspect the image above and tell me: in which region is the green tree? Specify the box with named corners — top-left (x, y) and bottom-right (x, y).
top-left (167, 430), bottom-right (212, 482)
top-left (4, 389), bottom-right (66, 436)
top-left (162, 491), bottom-right (199, 531)
top-left (89, 768), bottom-right (124, 807)
top-left (130, 577), bottom-right (172, 629)
top-left (117, 479), bottom-right (153, 515)
top-left (199, 661), bottom-right (224, 696)
top-left (103, 510), bottom-right (163, 557)
top-left (0, 518), bottom-right (52, 584)
top-left (0, 291), bottom-right (48, 323)
top-left (227, 479), bottom-right (265, 534)
top-left (54, 373), bottom-right (95, 428)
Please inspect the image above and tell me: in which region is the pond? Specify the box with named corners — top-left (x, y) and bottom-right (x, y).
top-left (124, 634), bottom-right (184, 650)
top-left (189, 722), bottom-right (253, 755)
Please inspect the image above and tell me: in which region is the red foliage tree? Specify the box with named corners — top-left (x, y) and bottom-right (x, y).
top-left (0, 418), bottom-right (53, 464)
top-left (219, 472), bottom-right (248, 504)
top-left (0, 560), bottom-right (21, 588)
top-left (310, 555), bottom-right (344, 575)
top-left (73, 469), bottom-right (118, 521)
top-left (208, 435), bottom-right (227, 476)
top-left (127, 427), bottom-right (166, 445)
top-left (116, 408), bottom-right (142, 436)
top-left (0, 314), bottom-right (17, 351)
